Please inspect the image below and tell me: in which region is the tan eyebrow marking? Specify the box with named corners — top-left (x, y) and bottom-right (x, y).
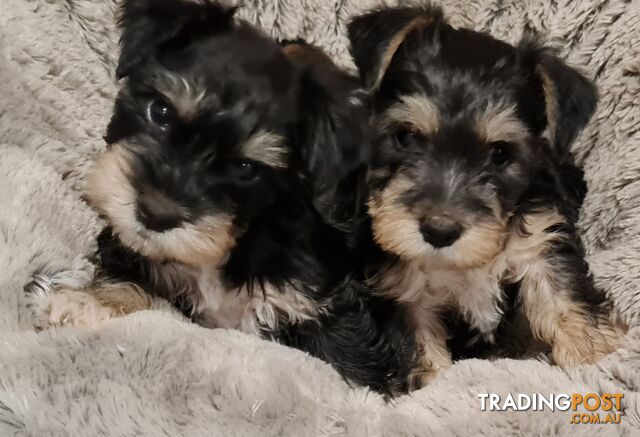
top-left (382, 94), bottom-right (441, 135)
top-left (475, 103), bottom-right (529, 144)
top-left (151, 72), bottom-right (207, 120)
top-left (241, 131), bottom-right (288, 168)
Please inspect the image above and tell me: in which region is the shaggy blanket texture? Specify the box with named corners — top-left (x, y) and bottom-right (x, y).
top-left (1, 0), bottom-right (639, 435)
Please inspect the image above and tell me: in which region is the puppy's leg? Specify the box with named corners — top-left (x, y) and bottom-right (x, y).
top-left (27, 280), bottom-right (152, 330)
top-left (519, 248), bottom-right (622, 367)
top-left (408, 309), bottom-right (452, 389)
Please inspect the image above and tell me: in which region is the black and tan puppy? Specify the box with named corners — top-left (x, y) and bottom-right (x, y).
top-left (27, 0), bottom-right (416, 394)
top-left (348, 5), bottom-right (622, 388)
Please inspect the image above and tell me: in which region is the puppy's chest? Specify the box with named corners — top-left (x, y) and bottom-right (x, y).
top-left (389, 259), bottom-right (513, 336)
top-left (149, 263), bottom-right (320, 335)
top-left (425, 267), bottom-right (505, 307)
top-left (433, 267), bottom-right (510, 337)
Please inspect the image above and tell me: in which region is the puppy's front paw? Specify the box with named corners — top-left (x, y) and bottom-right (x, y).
top-left (552, 317), bottom-right (622, 367)
top-left (408, 366), bottom-right (438, 390)
top-left (25, 281), bottom-right (113, 331)
top-left (408, 353), bottom-right (452, 390)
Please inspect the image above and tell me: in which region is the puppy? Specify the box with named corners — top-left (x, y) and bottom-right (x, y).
top-left (28, 0), bottom-right (415, 394)
top-left (348, 5), bottom-right (622, 389)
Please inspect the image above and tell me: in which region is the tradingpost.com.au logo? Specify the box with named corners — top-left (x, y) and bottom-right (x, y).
top-left (479, 393), bottom-right (624, 424)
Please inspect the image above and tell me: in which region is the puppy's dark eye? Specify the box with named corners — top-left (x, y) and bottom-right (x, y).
top-left (394, 127), bottom-right (425, 148)
top-left (147, 99), bottom-right (176, 128)
top-left (489, 141), bottom-right (513, 166)
top-left (234, 161), bottom-right (261, 182)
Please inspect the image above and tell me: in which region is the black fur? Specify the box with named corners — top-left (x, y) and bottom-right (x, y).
top-left (267, 278), bottom-right (416, 394)
top-left (347, 4), bottom-right (444, 89)
top-left (116, 0), bottom-right (237, 78)
top-left (281, 40), bottom-right (371, 235)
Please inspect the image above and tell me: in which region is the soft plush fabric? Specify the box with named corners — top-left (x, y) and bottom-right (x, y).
top-left (1, 0), bottom-right (639, 435)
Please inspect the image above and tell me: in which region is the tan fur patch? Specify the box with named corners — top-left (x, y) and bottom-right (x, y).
top-left (504, 210), bottom-right (567, 265)
top-left (89, 282), bottom-right (153, 316)
top-left (241, 131), bottom-right (288, 168)
top-left (152, 72), bottom-right (206, 120)
top-left (475, 103), bottom-right (529, 144)
top-left (381, 94), bottom-right (441, 136)
top-left (537, 66), bottom-right (558, 143)
top-left (87, 143), bottom-right (236, 266)
top-left (31, 288), bottom-right (114, 330)
top-left (373, 17), bottom-right (433, 89)
top-left (283, 43), bottom-right (333, 66)
top-left (443, 220), bottom-right (507, 269)
top-left (407, 304), bottom-right (452, 389)
top-left (30, 282), bottom-right (159, 330)
top-left (368, 176), bottom-right (427, 260)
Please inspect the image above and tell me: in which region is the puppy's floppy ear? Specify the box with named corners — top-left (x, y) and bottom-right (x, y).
top-left (284, 42), bottom-right (370, 233)
top-left (518, 41), bottom-right (598, 157)
top-left (347, 5), bottom-right (443, 89)
top-left (116, 0), bottom-right (236, 78)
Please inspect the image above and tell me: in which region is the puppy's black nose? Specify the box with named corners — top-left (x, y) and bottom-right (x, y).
top-left (421, 216), bottom-right (463, 248)
top-left (136, 194), bottom-right (183, 232)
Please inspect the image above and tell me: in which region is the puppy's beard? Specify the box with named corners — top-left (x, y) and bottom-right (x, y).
top-left (87, 144), bottom-right (236, 266)
top-left (368, 177), bottom-right (506, 270)
top-left (425, 222), bottom-right (506, 270)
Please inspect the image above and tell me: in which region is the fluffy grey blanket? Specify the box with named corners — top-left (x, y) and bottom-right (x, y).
top-left (1, 0), bottom-right (639, 435)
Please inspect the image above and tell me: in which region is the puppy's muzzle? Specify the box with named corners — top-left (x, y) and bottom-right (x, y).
top-left (420, 215), bottom-right (463, 248)
top-left (136, 190), bottom-right (183, 232)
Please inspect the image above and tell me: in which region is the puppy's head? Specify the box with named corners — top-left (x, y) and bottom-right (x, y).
top-left (348, 7), bottom-right (597, 269)
top-left (89, 0), bottom-right (298, 266)
top-left (282, 40), bottom-right (370, 234)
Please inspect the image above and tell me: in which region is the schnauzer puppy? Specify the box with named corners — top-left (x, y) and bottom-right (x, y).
top-left (348, 5), bottom-right (622, 388)
top-left (28, 0), bottom-right (415, 394)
